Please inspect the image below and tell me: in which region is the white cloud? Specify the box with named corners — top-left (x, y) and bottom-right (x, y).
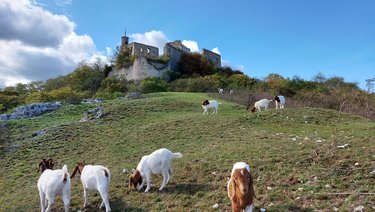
top-left (211, 47), bottom-right (221, 55)
top-left (130, 30), bottom-right (170, 54)
top-left (182, 40), bottom-right (199, 52)
top-left (237, 65), bottom-right (245, 71)
top-left (105, 47), bottom-right (112, 57)
top-left (0, 0), bottom-right (106, 87)
top-left (221, 59), bottom-right (245, 72)
top-left (54, 0), bottom-right (72, 7)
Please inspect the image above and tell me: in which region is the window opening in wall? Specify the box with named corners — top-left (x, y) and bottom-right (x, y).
top-left (140, 48), bottom-right (143, 53)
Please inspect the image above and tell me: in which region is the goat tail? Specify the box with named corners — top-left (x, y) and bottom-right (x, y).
top-left (103, 168), bottom-right (111, 185)
top-left (62, 164), bottom-right (69, 182)
top-left (172, 152), bottom-right (183, 159)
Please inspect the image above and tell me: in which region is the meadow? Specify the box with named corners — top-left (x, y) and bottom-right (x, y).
top-left (0, 92), bottom-right (374, 211)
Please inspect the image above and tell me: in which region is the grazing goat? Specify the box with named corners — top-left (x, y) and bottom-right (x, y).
top-left (250, 99), bottom-right (273, 113)
top-left (227, 162), bottom-right (256, 212)
top-left (38, 158), bottom-right (54, 173)
top-left (71, 162), bottom-right (111, 212)
top-left (229, 90), bottom-right (234, 95)
top-left (274, 95), bottom-right (285, 109)
top-left (37, 164), bottom-right (71, 212)
top-left (202, 100), bottom-right (222, 115)
top-left (218, 88), bottom-right (224, 94)
top-left (129, 148), bottom-right (183, 192)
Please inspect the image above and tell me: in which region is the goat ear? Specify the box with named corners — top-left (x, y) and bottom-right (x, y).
top-left (128, 175), bottom-right (133, 189)
top-left (248, 173), bottom-right (256, 203)
top-left (70, 165), bottom-right (79, 179)
top-left (37, 162), bottom-right (42, 173)
top-left (227, 179), bottom-right (236, 199)
top-left (251, 107), bottom-right (256, 113)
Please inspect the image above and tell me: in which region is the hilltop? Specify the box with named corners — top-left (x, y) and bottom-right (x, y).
top-left (0, 92), bottom-right (374, 211)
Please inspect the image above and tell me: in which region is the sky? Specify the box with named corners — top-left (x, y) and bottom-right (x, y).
top-left (0, 0), bottom-right (374, 90)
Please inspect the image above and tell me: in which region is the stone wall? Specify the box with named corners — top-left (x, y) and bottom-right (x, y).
top-left (128, 42), bottom-right (159, 59)
top-left (164, 41), bottom-right (190, 70)
top-left (109, 57), bottom-right (168, 81)
top-left (202, 48), bottom-right (221, 68)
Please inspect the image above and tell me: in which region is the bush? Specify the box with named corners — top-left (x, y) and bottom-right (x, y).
top-left (100, 76), bottom-right (127, 93)
top-left (94, 91), bottom-right (124, 100)
top-left (0, 87), bottom-right (24, 112)
top-left (169, 77), bottom-right (218, 92)
top-left (139, 77), bottom-right (168, 93)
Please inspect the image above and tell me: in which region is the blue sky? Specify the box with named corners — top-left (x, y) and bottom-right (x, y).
top-left (0, 0), bottom-right (374, 89)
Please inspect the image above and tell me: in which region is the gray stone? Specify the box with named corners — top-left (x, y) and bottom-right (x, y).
top-left (0, 102), bottom-right (62, 120)
top-left (81, 98), bottom-right (104, 104)
top-left (79, 105), bottom-right (104, 122)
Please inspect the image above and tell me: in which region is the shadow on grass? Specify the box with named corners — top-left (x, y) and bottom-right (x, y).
top-left (73, 196), bottom-right (145, 212)
top-left (161, 183), bottom-right (212, 195)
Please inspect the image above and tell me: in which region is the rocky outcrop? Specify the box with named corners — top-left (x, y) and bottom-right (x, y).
top-left (109, 57), bottom-right (168, 81)
top-left (79, 105), bottom-right (104, 122)
top-left (0, 102), bottom-right (62, 120)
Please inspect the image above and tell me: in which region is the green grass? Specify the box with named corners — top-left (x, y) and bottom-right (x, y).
top-left (0, 92), bottom-right (374, 211)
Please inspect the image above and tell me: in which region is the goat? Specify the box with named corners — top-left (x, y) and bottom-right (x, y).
top-left (274, 95), bottom-right (285, 109)
top-left (202, 100), bottom-right (222, 115)
top-left (218, 88), bottom-right (224, 94)
top-left (250, 99), bottom-right (273, 113)
top-left (129, 148), bottom-right (183, 192)
top-left (37, 164), bottom-right (71, 212)
top-left (37, 158), bottom-right (54, 173)
top-left (71, 162), bottom-right (111, 212)
top-left (229, 90), bottom-right (234, 95)
top-left (227, 162), bottom-right (256, 212)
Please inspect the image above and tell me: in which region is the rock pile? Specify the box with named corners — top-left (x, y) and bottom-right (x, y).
top-left (0, 102), bottom-right (62, 120)
top-left (79, 105), bottom-right (104, 122)
top-left (81, 98), bottom-right (103, 104)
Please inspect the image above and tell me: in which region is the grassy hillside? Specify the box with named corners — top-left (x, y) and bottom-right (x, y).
top-left (0, 92), bottom-right (374, 211)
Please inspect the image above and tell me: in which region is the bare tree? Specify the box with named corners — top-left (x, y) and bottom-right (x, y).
top-left (366, 78), bottom-right (375, 93)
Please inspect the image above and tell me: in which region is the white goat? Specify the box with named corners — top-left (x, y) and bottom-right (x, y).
top-left (227, 162), bottom-right (256, 212)
top-left (218, 88), bottom-right (224, 94)
top-left (274, 95), bottom-right (286, 109)
top-left (71, 163), bottom-right (111, 212)
top-left (250, 99), bottom-right (273, 113)
top-left (129, 148), bottom-right (183, 192)
top-left (37, 164), bottom-right (71, 212)
top-left (202, 100), bottom-right (222, 115)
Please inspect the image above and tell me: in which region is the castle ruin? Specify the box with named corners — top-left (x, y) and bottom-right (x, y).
top-left (109, 32), bottom-right (221, 81)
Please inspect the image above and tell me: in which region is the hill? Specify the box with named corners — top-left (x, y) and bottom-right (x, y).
top-left (0, 92), bottom-right (374, 211)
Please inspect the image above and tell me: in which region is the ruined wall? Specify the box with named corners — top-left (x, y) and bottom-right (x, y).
top-left (202, 48), bottom-right (221, 68)
top-left (109, 57), bottom-right (168, 81)
top-left (164, 41), bottom-right (190, 70)
top-left (128, 42), bottom-right (159, 59)
top-left (168, 40), bottom-right (190, 53)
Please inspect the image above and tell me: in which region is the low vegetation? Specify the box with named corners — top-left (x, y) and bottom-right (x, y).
top-left (1, 92), bottom-right (374, 211)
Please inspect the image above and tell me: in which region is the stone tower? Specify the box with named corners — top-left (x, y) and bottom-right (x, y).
top-left (121, 30), bottom-right (129, 49)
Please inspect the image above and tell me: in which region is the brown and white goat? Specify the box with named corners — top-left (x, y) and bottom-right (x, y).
top-left (71, 162), bottom-right (111, 212)
top-left (37, 158), bottom-right (54, 173)
top-left (227, 162), bottom-right (256, 212)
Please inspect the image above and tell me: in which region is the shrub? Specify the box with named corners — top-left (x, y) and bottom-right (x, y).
top-left (100, 76), bottom-right (127, 93)
top-left (94, 91), bottom-right (124, 100)
top-left (139, 77), bottom-right (168, 93)
top-left (169, 77), bottom-right (218, 92)
top-left (49, 87), bottom-right (88, 104)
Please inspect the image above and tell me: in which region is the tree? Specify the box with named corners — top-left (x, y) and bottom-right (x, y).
top-left (114, 46), bottom-right (134, 69)
top-left (176, 53), bottom-right (215, 77)
top-left (366, 78), bottom-right (375, 93)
